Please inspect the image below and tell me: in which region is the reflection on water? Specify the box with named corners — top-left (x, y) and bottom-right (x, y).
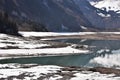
top-left (56, 39), bottom-right (120, 50)
top-left (88, 52), bottom-right (120, 69)
top-left (0, 39), bottom-right (120, 68)
top-left (0, 54), bottom-right (93, 67)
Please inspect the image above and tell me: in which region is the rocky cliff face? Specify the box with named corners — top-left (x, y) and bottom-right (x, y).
top-left (87, 0), bottom-right (120, 30)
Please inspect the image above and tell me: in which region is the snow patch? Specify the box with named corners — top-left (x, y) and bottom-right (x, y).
top-left (0, 64), bottom-right (119, 80)
top-left (19, 31), bottom-right (100, 37)
top-left (0, 64), bottom-right (61, 79)
top-left (97, 13), bottom-right (111, 17)
top-left (71, 71), bottom-right (119, 80)
top-left (0, 34), bottom-right (50, 49)
top-left (0, 47), bottom-right (89, 56)
top-left (89, 0), bottom-right (120, 13)
top-left (81, 26), bottom-right (87, 30)
top-left (0, 33), bottom-right (89, 58)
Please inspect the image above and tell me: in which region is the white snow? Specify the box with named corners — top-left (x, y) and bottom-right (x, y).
top-left (80, 39), bottom-right (87, 42)
top-left (19, 31), bottom-right (120, 37)
top-left (0, 33), bottom-right (89, 58)
top-left (71, 71), bottom-right (119, 80)
top-left (89, 0), bottom-right (120, 12)
top-left (19, 31), bottom-right (96, 37)
top-left (0, 64), bottom-right (119, 80)
top-left (16, 43), bottom-right (50, 49)
top-left (0, 34), bottom-right (50, 49)
top-left (0, 43), bottom-right (7, 48)
top-left (49, 75), bottom-right (63, 80)
top-left (97, 12), bottom-right (111, 17)
top-left (0, 64), bottom-right (62, 80)
top-left (0, 47), bottom-right (89, 56)
top-left (0, 42), bottom-right (50, 49)
top-left (81, 26), bottom-right (87, 30)
top-left (1, 32), bottom-right (120, 79)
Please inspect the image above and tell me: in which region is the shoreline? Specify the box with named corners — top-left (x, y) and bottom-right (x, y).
top-left (0, 51), bottom-right (90, 60)
top-left (20, 32), bottom-right (120, 40)
top-left (1, 32), bottom-right (120, 60)
top-left (0, 47), bottom-right (90, 59)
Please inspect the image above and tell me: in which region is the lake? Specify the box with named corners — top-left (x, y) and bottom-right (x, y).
top-left (0, 39), bottom-right (120, 68)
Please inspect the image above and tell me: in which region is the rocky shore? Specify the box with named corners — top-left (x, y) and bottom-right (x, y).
top-left (0, 32), bottom-right (120, 79)
top-left (0, 33), bottom-right (89, 59)
top-left (0, 64), bottom-right (120, 80)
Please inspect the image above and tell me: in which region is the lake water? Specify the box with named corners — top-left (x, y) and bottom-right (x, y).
top-left (0, 39), bottom-right (120, 68)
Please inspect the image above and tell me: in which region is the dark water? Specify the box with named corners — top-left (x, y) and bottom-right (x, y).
top-left (0, 39), bottom-right (120, 68)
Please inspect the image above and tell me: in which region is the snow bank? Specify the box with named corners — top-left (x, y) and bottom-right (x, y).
top-left (0, 47), bottom-right (89, 56)
top-left (0, 33), bottom-right (89, 58)
top-left (0, 64), bottom-right (119, 80)
top-left (71, 71), bottom-right (119, 80)
top-left (0, 64), bottom-right (62, 80)
top-left (19, 32), bottom-right (96, 37)
top-left (0, 34), bottom-right (50, 49)
top-left (19, 32), bottom-right (120, 37)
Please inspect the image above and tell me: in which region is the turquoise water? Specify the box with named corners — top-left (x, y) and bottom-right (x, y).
top-left (0, 54), bottom-right (93, 67)
top-left (0, 40), bottom-right (120, 68)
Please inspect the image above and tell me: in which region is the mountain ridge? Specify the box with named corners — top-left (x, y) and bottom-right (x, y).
top-left (0, 0), bottom-right (120, 35)
top-left (0, 0), bottom-right (98, 32)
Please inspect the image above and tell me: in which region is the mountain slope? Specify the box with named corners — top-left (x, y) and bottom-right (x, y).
top-left (0, 10), bottom-right (48, 35)
top-left (0, 0), bottom-right (96, 32)
top-left (74, 0), bottom-right (120, 31)
top-left (0, 10), bottom-right (20, 36)
top-left (0, 0), bottom-right (120, 32)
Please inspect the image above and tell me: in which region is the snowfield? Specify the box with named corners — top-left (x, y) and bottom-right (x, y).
top-left (0, 64), bottom-right (62, 80)
top-left (1, 32), bottom-right (120, 58)
top-left (0, 32), bottom-right (120, 79)
top-left (0, 64), bottom-right (119, 80)
top-left (0, 33), bottom-right (90, 59)
top-left (0, 47), bottom-right (89, 56)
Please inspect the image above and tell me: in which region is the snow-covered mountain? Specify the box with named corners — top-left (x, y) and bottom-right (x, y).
top-left (0, 0), bottom-right (120, 33)
top-left (88, 0), bottom-right (120, 13)
top-left (75, 0), bottom-right (120, 30)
